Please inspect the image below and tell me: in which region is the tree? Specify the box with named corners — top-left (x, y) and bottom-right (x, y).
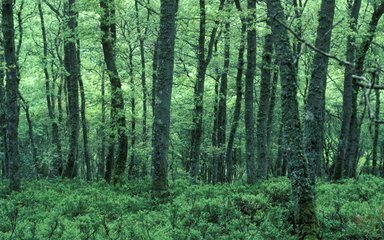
top-left (2, 0), bottom-right (21, 191)
top-left (266, 0), bottom-right (319, 238)
top-left (62, 0), bottom-right (80, 179)
top-left (244, 0), bottom-right (257, 184)
top-left (304, 0), bottom-right (336, 183)
top-left (152, 0), bottom-right (177, 194)
top-left (99, 0), bottom-right (128, 184)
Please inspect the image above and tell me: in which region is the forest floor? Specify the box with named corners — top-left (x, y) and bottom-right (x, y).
top-left (0, 175), bottom-right (383, 240)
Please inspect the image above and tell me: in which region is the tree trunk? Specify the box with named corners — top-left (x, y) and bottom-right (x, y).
top-left (99, 0), bottom-right (129, 184)
top-left (226, 2), bottom-right (246, 183)
top-left (152, 0), bottom-right (177, 194)
top-left (266, 0), bottom-right (319, 238)
top-left (2, 0), bottom-right (21, 192)
top-left (256, 34), bottom-right (273, 179)
top-left (216, 20), bottom-right (230, 183)
top-left (0, 36), bottom-right (7, 179)
top-left (62, 0), bottom-right (80, 179)
top-left (190, 0), bottom-right (225, 180)
top-left (244, 0), bottom-right (257, 184)
top-left (98, 68), bottom-right (106, 178)
top-left (333, 0), bottom-right (361, 180)
top-left (266, 63), bottom-right (278, 173)
top-left (372, 74), bottom-right (380, 176)
top-left (304, 0), bottom-right (336, 184)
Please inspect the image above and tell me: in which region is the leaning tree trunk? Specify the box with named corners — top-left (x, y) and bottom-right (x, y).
top-left (99, 0), bottom-right (128, 184)
top-left (152, 0), bottom-right (177, 194)
top-left (2, 0), bottom-right (21, 192)
top-left (266, 0), bottom-right (319, 238)
top-left (304, 0), bottom-right (336, 184)
top-left (62, 0), bottom-right (80, 179)
top-left (244, 0), bottom-right (257, 184)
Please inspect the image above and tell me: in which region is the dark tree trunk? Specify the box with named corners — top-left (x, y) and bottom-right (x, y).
top-left (304, 0), bottom-right (336, 184)
top-left (2, 0), bottom-right (21, 192)
top-left (77, 42), bottom-right (91, 181)
top-left (244, 0), bottom-right (257, 184)
top-left (216, 21), bottom-right (230, 183)
top-left (210, 74), bottom-right (220, 184)
top-left (266, 63), bottom-right (278, 173)
top-left (152, 0), bottom-right (177, 194)
top-left (226, 1), bottom-right (246, 183)
top-left (98, 68), bottom-right (106, 178)
top-left (62, 0), bottom-right (80, 179)
top-left (0, 36), bottom-right (7, 179)
top-left (190, 0), bottom-right (225, 180)
top-left (256, 34), bottom-right (273, 179)
top-left (99, 0), bottom-right (129, 184)
top-left (128, 46), bottom-right (139, 179)
top-left (266, 0), bottom-right (319, 238)
top-left (333, 0), bottom-right (361, 180)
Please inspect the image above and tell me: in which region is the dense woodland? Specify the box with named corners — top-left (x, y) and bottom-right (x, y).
top-left (1, 0), bottom-right (384, 239)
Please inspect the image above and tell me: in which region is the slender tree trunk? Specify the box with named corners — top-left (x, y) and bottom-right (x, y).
top-left (226, 3), bottom-right (246, 182)
top-left (77, 42), bottom-right (91, 181)
top-left (128, 46), bottom-right (139, 179)
top-left (372, 74), bottom-right (380, 176)
top-left (38, 1), bottom-right (64, 176)
top-left (99, 0), bottom-right (128, 184)
top-left (62, 0), bottom-right (80, 179)
top-left (266, 63), bottom-right (278, 173)
top-left (244, 0), bottom-right (257, 184)
top-left (2, 0), bottom-right (21, 192)
top-left (19, 94), bottom-right (39, 176)
top-left (190, 0), bottom-right (225, 180)
top-left (210, 74), bottom-right (219, 184)
top-left (216, 20), bottom-right (230, 183)
top-left (333, 0), bottom-right (361, 180)
top-left (266, 0), bottom-right (319, 238)
top-left (98, 67), bottom-right (106, 178)
top-left (304, 0), bottom-right (336, 184)
top-left (152, 0), bottom-right (177, 194)
top-left (256, 34), bottom-right (273, 179)
top-left (135, 0), bottom-right (149, 142)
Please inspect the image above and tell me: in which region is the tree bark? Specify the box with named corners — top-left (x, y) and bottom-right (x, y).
top-left (216, 20), bottom-right (230, 183)
top-left (0, 36), bottom-right (7, 179)
top-left (2, 0), bottom-right (21, 191)
top-left (152, 0), bottom-right (177, 194)
top-left (333, 0), bottom-right (361, 180)
top-left (256, 33), bottom-right (273, 179)
top-left (62, 0), bottom-right (80, 179)
top-left (372, 74), bottom-right (380, 176)
top-left (266, 0), bottom-right (319, 238)
top-left (304, 0), bottom-right (336, 184)
top-left (244, 0), bottom-right (257, 184)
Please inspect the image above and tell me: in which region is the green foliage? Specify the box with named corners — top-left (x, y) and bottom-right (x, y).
top-left (0, 176), bottom-right (382, 239)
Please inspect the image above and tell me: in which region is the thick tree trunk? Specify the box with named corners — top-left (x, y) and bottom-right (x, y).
top-left (256, 34), bottom-right (273, 179)
top-left (216, 21), bottom-right (230, 183)
top-left (266, 0), bottom-right (319, 238)
top-left (2, 0), bottom-right (21, 192)
top-left (99, 0), bottom-right (128, 184)
top-left (0, 36), bottom-right (7, 179)
top-left (152, 0), bottom-right (177, 194)
top-left (244, 0), bottom-right (257, 184)
top-left (304, 0), bottom-right (336, 184)
top-left (226, 3), bottom-right (246, 183)
top-left (62, 0), bottom-right (80, 179)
